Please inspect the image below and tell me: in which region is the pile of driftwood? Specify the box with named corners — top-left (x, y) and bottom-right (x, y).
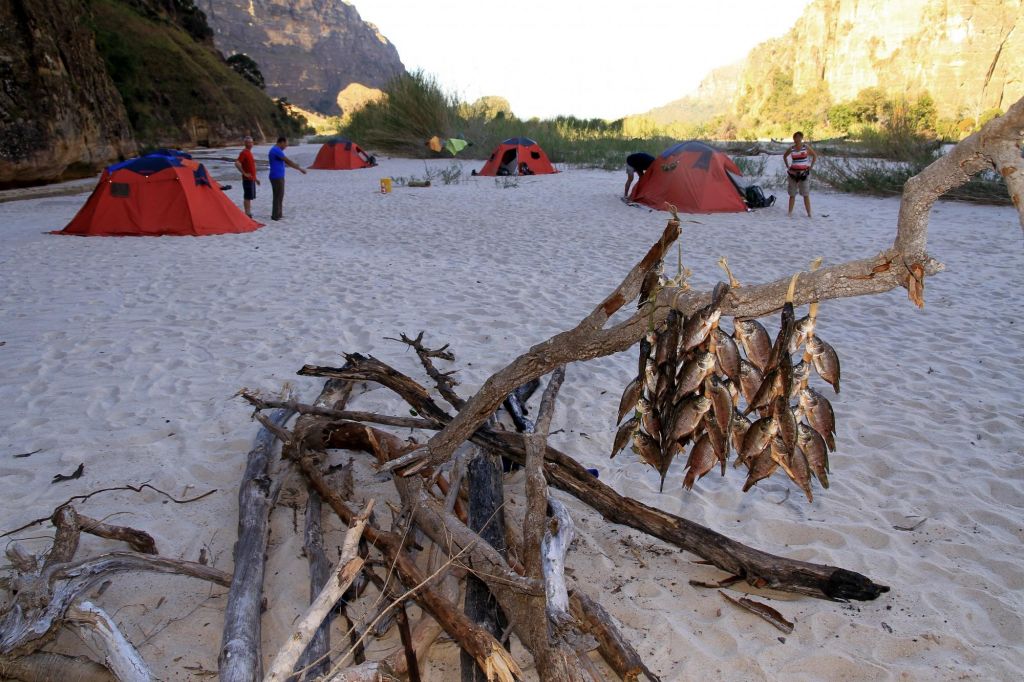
top-left (0, 98), bottom-right (1020, 681)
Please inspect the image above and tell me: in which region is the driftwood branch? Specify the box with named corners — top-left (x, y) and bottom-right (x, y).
top-left (66, 600), bottom-right (152, 682)
top-left (263, 501), bottom-right (374, 682)
top-left (296, 355), bottom-right (886, 601)
top-left (218, 404), bottom-right (296, 682)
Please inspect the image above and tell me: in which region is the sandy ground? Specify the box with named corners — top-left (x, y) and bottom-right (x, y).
top-left (1, 144), bottom-right (1022, 680)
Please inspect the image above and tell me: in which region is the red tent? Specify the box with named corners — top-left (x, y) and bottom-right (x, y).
top-left (630, 141), bottom-right (747, 213)
top-left (477, 137), bottom-right (557, 176)
top-left (56, 153), bottom-right (261, 237)
top-left (309, 138), bottom-right (375, 170)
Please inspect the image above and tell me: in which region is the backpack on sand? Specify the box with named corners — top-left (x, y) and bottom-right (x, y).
top-left (744, 185), bottom-right (775, 209)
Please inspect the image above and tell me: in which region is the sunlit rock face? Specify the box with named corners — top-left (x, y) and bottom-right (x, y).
top-left (0, 0), bottom-right (136, 185)
top-left (198, 0), bottom-right (405, 115)
top-left (646, 0), bottom-right (1022, 124)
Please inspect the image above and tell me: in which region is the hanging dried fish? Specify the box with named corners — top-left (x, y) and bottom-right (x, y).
top-left (734, 319), bottom-right (772, 372)
top-left (612, 416), bottom-right (639, 458)
top-left (616, 376), bottom-right (641, 425)
top-left (806, 335), bottom-right (841, 393)
top-left (682, 433), bottom-right (717, 490)
top-left (675, 352), bottom-right (715, 399)
top-left (712, 328), bottom-right (741, 382)
top-left (799, 387), bottom-right (836, 452)
top-left (797, 422), bottom-right (830, 487)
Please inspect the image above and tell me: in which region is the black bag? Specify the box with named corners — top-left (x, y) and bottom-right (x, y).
top-left (745, 185), bottom-right (775, 209)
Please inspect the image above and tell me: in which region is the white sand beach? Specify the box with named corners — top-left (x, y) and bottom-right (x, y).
top-left (1, 144), bottom-right (1022, 680)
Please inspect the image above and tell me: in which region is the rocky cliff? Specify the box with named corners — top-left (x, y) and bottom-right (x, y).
top-left (642, 0), bottom-right (1023, 128)
top-left (0, 0), bottom-right (137, 186)
top-left (197, 0), bottom-right (405, 115)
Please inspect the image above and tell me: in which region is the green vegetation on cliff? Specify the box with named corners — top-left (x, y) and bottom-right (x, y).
top-left (89, 0), bottom-right (308, 145)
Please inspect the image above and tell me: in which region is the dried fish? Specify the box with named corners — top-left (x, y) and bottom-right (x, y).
top-left (799, 387), bottom-right (836, 452)
top-left (616, 376), bottom-right (641, 425)
top-left (738, 359), bottom-right (764, 408)
top-left (675, 352), bottom-right (716, 398)
top-left (742, 447), bottom-right (777, 490)
top-left (612, 417), bottom-right (639, 458)
top-left (797, 422), bottom-right (830, 487)
top-left (788, 445), bottom-right (814, 502)
top-left (790, 315), bottom-right (816, 352)
top-left (712, 328), bottom-right (741, 382)
top-left (767, 302), bottom-right (796, 372)
top-left (807, 335), bottom-right (841, 393)
top-left (683, 433), bottom-right (717, 490)
top-left (740, 416), bottom-right (778, 464)
top-left (719, 591), bottom-right (795, 634)
top-left (703, 413), bottom-right (730, 473)
top-left (631, 430), bottom-right (662, 470)
top-left (730, 411), bottom-right (753, 465)
top-left (734, 319), bottom-right (772, 371)
top-left (680, 307), bottom-right (722, 352)
top-left (669, 395), bottom-right (712, 444)
top-left (773, 396), bottom-right (798, 455)
top-left (705, 375), bottom-right (734, 435)
top-left (637, 398), bottom-right (661, 442)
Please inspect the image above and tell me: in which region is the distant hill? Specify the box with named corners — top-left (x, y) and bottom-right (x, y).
top-left (1, 0), bottom-right (308, 186)
top-left (634, 0), bottom-right (1022, 134)
top-left (197, 0), bottom-right (405, 116)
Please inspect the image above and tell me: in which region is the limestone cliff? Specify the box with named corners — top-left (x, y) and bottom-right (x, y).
top-left (0, 0), bottom-right (136, 186)
top-left (197, 0), bottom-right (405, 115)
top-left (642, 0), bottom-right (1022, 126)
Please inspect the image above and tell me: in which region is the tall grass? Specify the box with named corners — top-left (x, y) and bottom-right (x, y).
top-left (342, 72), bottom-right (679, 168)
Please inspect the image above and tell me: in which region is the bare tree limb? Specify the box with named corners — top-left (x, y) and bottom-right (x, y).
top-left (263, 501), bottom-right (374, 682)
top-left (66, 600), bottom-right (152, 682)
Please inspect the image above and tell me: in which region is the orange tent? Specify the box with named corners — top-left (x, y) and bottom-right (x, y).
top-left (630, 141), bottom-right (747, 213)
top-left (309, 138), bottom-right (376, 170)
top-left (56, 153), bottom-right (262, 237)
top-left (477, 137), bottom-right (556, 176)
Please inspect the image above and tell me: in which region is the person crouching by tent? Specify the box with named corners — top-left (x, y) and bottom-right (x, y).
top-left (268, 136), bottom-right (307, 221)
top-left (624, 152), bottom-right (655, 197)
top-left (234, 136), bottom-right (259, 218)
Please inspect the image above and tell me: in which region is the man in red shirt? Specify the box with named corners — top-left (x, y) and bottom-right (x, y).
top-left (233, 136), bottom-right (260, 218)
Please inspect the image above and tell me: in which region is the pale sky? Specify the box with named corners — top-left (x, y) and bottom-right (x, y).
top-left (354, 0), bottom-right (812, 120)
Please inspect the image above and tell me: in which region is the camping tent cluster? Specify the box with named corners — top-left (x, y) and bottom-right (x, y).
top-left (55, 136), bottom-right (756, 238)
top-left (57, 151), bottom-right (261, 237)
top-left (629, 141), bottom-right (747, 213)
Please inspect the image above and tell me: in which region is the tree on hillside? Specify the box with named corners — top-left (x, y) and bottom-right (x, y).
top-left (226, 53), bottom-right (265, 90)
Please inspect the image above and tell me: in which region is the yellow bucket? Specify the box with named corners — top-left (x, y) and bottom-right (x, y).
top-left (380, 177), bottom-right (393, 194)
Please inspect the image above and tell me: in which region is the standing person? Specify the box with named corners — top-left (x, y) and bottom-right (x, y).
top-left (233, 136), bottom-right (259, 218)
top-left (783, 131), bottom-right (817, 218)
top-left (624, 152), bottom-right (655, 197)
top-left (268, 136), bottom-right (307, 221)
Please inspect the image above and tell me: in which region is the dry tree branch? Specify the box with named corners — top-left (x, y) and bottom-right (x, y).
top-left (360, 102), bottom-right (1024, 478)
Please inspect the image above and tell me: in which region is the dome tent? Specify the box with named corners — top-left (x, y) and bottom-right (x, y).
top-left (630, 141), bottom-right (747, 213)
top-left (477, 137), bottom-right (556, 176)
top-left (309, 137), bottom-right (376, 170)
top-left (56, 153), bottom-right (262, 237)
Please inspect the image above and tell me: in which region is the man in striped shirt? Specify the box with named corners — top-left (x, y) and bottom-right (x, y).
top-left (783, 131), bottom-right (818, 218)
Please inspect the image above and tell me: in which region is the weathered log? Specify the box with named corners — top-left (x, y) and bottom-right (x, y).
top-left (462, 447), bottom-right (511, 682)
top-left (263, 501), bottom-right (373, 682)
top-left (66, 600), bottom-right (152, 681)
top-left (569, 591), bottom-right (660, 682)
top-left (218, 404), bottom-right (296, 682)
top-left (0, 652), bottom-right (115, 682)
top-left (298, 356), bottom-right (887, 601)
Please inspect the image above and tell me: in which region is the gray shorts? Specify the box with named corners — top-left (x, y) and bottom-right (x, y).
top-left (787, 175), bottom-right (810, 197)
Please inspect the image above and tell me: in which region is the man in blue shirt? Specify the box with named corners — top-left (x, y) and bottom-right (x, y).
top-left (268, 136), bottom-right (307, 221)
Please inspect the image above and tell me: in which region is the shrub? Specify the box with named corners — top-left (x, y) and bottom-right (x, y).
top-left (226, 54), bottom-right (265, 90)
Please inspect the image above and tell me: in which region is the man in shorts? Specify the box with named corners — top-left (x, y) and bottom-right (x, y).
top-left (624, 152), bottom-right (655, 197)
top-left (233, 136), bottom-right (259, 218)
top-left (783, 131), bottom-right (817, 218)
